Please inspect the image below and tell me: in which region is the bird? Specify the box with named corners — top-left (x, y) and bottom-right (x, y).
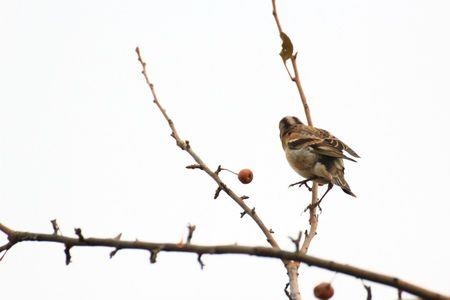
top-left (279, 116), bottom-right (359, 204)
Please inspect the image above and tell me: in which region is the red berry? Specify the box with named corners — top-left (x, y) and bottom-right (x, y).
top-left (313, 282), bottom-right (334, 299)
top-left (238, 169), bottom-right (253, 184)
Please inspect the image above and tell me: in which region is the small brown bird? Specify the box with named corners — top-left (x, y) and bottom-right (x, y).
top-left (279, 116), bottom-right (359, 203)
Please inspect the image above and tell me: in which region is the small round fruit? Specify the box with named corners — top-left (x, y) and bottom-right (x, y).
top-left (313, 282), bottom-right (334, 299)
top-left (238, 169), bottom-right (253, 184)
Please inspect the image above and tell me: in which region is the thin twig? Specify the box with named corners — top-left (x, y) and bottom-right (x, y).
top-left (135, 47), bottom-right (282, 257)
top-left (0, 223), bottom-right (447, 300)
top-left (271, 1), bottom-right (313, 126)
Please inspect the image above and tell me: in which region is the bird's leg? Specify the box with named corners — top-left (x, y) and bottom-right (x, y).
top-left (288, 177), bottom-right (315, 191)
top-left (304, 183), bottom-right (334, 213)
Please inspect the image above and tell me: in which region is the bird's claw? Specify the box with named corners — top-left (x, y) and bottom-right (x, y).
top-left (289, 179), bottom-right (313, 191)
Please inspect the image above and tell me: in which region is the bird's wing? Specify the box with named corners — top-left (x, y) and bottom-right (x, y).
top-left (287, 125), bottom-right (359, 161)
top-left (316, 128), bottom-right (360, 159)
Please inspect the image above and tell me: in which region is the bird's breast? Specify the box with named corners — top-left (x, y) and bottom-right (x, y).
top-left (285, 147), bottom-right (317, 178)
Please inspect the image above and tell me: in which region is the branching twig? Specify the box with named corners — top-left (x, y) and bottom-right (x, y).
top-left (135, 47), bottom-right (282, 255)
top-left (1, 223), bottom-right (447, 300)
top-left (271, 1), bottom-right (319, 298)
top-left (289, 231), bottom-right (303, 252)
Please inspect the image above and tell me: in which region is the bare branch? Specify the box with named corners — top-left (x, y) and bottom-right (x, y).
top-left (0, 223), bottom-right (447, 300)
top-left (271, 1), bottom-right (319, 298)
top-left (135, 47), bottom-right (281, 255)
top-left (300, 186), bottom-right (318, 255)
top-left (271, 1), bottom-right (313, 127)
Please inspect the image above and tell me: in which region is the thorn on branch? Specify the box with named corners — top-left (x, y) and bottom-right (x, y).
top-left (240, 195), bottom-right (249, 200)
top-left (362, 281), bottom-right (372, 300)
top-left (186, 224), bottom-right (196, 245)
top-left (150, 249), bottom-right (160, 264)
top-left (51, 219), bottom-right (60, 235)
top-left (240, 208), bottom-right (255, 218)
top-left (74, 228), bottom-right (84, 242)
top-left (110, 248), bottom-right (120, 259)
top-left (64, 245), bottom-right (72, 265)
top-left (398, 289), bottom-right (403, 299)
top-left (114, 233), bottom-right (122, 240)
top-left (197, 254), bottom-right (205, 270)
top-left (270, 228), bottom-right (274, 234)
top-left (289, 231), bottom-right (303, 252)
top-left (186, 164), bottom-right (203, 170)
top-left (214, 165), bottom-right (222, 175)
top-left (284, 282), bottom-right (293, 300)
top-left (214, 186), bottom-right (222, 199)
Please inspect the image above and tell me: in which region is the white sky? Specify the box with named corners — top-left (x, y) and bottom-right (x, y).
top-left (1, 0), bottom-right (449, 299)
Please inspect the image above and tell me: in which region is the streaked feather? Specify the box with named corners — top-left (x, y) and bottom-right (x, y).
top-left (279, 116), bottom-right (359, 198)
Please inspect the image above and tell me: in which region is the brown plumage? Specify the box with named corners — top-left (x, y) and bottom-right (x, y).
top-left (279, 116), bottom-right (359, 198)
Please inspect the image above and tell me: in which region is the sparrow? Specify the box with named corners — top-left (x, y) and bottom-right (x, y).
top-left (279, 116), bottom-right (359, 203)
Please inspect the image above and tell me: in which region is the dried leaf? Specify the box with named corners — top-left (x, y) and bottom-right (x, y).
top-left (279, 32), bottom-right (293, 62)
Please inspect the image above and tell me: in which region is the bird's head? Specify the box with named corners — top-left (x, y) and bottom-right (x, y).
top-left (279, 116), bottom-right (302, 137)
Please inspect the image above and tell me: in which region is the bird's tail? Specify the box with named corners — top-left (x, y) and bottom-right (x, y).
top-left (333, 175), bottom-right (356, 197)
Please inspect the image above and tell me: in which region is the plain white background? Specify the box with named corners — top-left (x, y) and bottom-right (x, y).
top-left (1, 0), bottom-right (449, 299)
